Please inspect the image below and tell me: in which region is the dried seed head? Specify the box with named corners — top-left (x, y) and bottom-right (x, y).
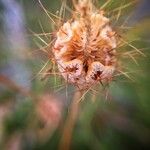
top-left (53, 0), bottom-right (117, 89)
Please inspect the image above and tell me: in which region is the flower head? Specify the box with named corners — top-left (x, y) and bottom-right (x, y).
top-left (53, 0), bottom-right (117, 89)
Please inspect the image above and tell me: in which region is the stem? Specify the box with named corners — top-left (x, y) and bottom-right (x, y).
top-left (59, 89), bottom-right (82, 150)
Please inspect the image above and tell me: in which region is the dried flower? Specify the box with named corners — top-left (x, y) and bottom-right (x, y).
top-left (37, 94), bottom-right (62, 126)
top-left (53, 0), bottom-right (117, 89)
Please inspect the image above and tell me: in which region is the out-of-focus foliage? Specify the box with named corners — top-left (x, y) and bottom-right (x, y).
top-left (0, 0), bottom-right (150, 150)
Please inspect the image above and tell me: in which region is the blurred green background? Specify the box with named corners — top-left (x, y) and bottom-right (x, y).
top-left (0, 0), bottom-right (150, 150)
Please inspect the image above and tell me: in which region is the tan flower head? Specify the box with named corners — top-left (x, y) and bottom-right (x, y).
top-left (53, 0), bottom-right (117, 89)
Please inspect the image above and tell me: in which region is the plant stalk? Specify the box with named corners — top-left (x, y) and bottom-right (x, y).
top-left (59, 89), bottom-right (82, 150)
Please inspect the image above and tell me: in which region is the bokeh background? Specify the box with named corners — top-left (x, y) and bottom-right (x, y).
top-left (0, 0), bottom-right (150, 150)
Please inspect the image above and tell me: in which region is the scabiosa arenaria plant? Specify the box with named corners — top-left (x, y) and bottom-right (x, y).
top-left (53, 0), bottom-right (117, 90)
top-left (35, 1), bottom-right (145, 149)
